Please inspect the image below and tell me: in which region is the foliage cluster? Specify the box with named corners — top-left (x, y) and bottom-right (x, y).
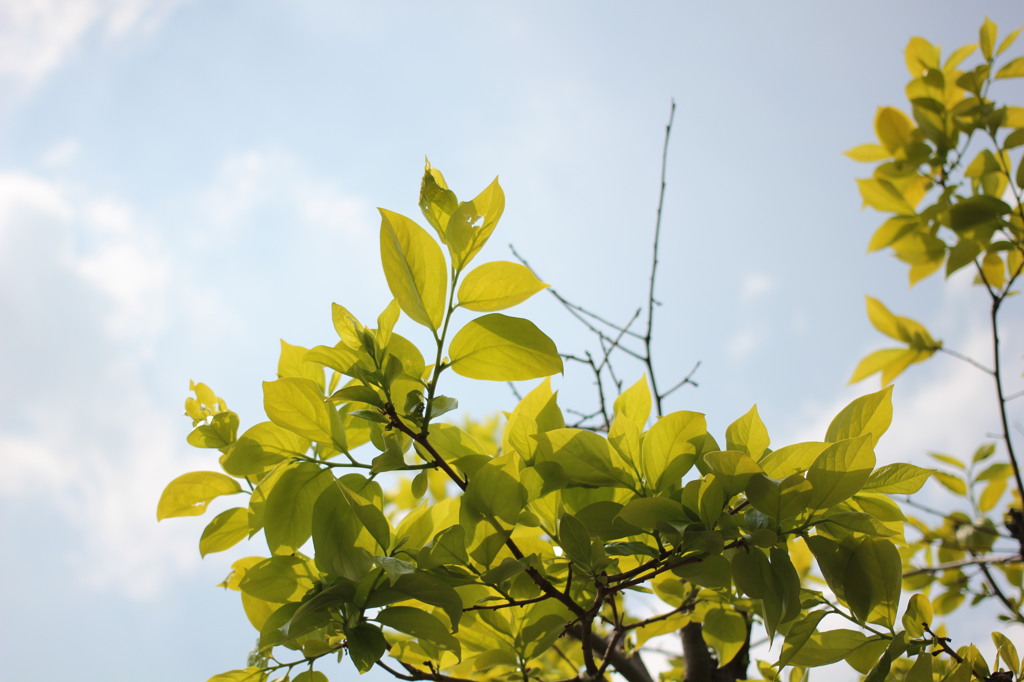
top-left (160, 19), bottom-right (1024, 682)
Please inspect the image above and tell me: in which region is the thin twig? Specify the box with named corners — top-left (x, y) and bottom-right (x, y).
top-left (937, 346), bottom-right (994, 375)
top-left (902, 553), bottom-right (1022, 577)
top-left (646, 99), bottom-right (676, 417)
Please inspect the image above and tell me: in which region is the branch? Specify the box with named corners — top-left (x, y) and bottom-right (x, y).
top-left (566, 624), bottom-right (655, 682)
top-left (902, 553), bottom-right (1022, 577)
top-left (646, 99), bottom-right (675, 417)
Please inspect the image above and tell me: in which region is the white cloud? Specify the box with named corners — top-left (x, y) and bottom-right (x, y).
top-left (0, 171), bottom-right (190, 599)
top-left (739, 272), bottom-right (776, 303)
top-left (201, 148), bottom-right (376, 241)
top-left (727, 329), bottom-right (758, 360)
top-left (41, 137), bottom-right (81, 169)
top-left (0, 0), bottom-right (188, 86)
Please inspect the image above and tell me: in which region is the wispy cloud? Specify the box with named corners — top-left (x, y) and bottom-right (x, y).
top-left (0, 0), bottom-right (188, 86)
top-left (739, 272), bottom-right (777, 304)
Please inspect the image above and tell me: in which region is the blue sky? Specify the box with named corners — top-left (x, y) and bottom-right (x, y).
top-left (1, 2), bottom-right (1023, 680)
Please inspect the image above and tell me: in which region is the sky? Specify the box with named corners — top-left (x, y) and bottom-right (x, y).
top-left (1, 2), bottom-right (1023, 681)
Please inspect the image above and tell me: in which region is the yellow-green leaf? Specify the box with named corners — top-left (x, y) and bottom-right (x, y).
top-left (446, 177), bottom-right (505, 269)
top-left (826, 386), bottom-right (893, 449)
top-left (457, 261), bottom-right (548, 312)
top-left (874, 107), bottom-right (914, 154)
top-left (419, 160), bottom-right (458, 241)
top-left (857, 178), bottom-right (916, 215)
top-left (997, 28), bottom-right (1022, 56)
top-left (905, 36), bottom-right (940, 76)
top-left (980, 17), bottom-right (997, 61)
top-left (725, 405), bottom-right (770, 459)
top-left (157, 471), bottom-right (243, 520)
top-left (449, 313), bottom-right (562, 381)
top-left (703, 608), bottom-right (747, 666)
top-left (845, 144), bottom-right (890, 162)
top-left (200, 507), bottom-right (250, 556)
top-left (863, 463), bottom-right (932, 494)
top-left (263, 377), bottom-right (333, 443)
top-left (379, 208), bottom-right (447, 330)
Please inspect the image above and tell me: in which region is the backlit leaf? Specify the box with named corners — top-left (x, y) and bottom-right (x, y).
top-left (875, 107), bottom-right (914, 153)
top-left (347, 622), bottom-right (388, 674)
top-left (857, 178), bottom-right (916, 215)
top-left (457, 261), bottom-right (548, 312)
top-left (263, 377), bottom-right (333, 443)
top-left (826, 386), bottom-right (893, 449)
top-left (449, 313), bottom-right (562, 381)
top-left (200, 507), bottom-right (250, 557)
top-left (376, 605), bottom-right (461, 657)
top-left (863, 463), bottom-right (932, 494)
top-left (725, 405), bottom-right (770, 458)
top-left (703, 608), bottom-right (747, 666)
top-left (446, 177), bottom-right (505, 269)
top-left (807, 435), bottom-right (875, 511)
top-left (264, 462), bottom-right (335, 555)
top-left (157, 471), bottom-right (243, 520)
top-left (379, 208), bottom-right (447, 331)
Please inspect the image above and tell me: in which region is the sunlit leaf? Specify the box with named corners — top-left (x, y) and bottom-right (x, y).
top-left (379, 208), bottom-right (447, 331)
top-left (449, 313), bottom-right (562, 381)
top-left (157, 471), bottom-right (243, 520)
top-left (457, 261), bottom-right (548, 312)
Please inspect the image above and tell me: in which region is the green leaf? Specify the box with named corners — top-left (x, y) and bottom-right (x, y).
top-left (993, 632), bottom-right (1020, 674)
top-left (376, 605), bottom-right (461, 658)
top-left (187, 411), bottom-right (240, 449)
top-left (932, 470), bottom-right (967, 495)
top-left (863, 463), bottom-right (932, 494)
top-left (239, 555), bottom-right (316, 602)
top-left (704, 450), bottom-right (764, 497)
top-left (221, 422), bottom-right (309, 477)
top-left (419, 160), bottom-right (458, 240)
top-left (641, 410), bottom-right (707, 491)
top-left (535, 429), bottom-right (633, 488)
top-left (703, 609), bottom-right (747, 666)
top-left (558, 513), bottom-right (594, 568)
top-left (844, 538), bottom-right (902, 626)
top-left (157, 471), bottom-right (243, 520)
top-left (347, 622), bottom-right (388, 674)
top-left (874, 107), bottom-right (914, 153)
top-left (778, 611), bottom-right (828, 667)
top-left (378, 208), bottom-right (447, 331)
top-left (807, 435), bottom-right (875, 511)
top-left (758, 442), bottom-right (828, 478)
top-left (311, 484), bottom-right (372, 581)
top-left (449, 313), bottom-right (561, 381)
top-left (263, 378), bottom-right (333, 443)
top-left (445, 177), bottom-right (505, 269)
top-left (264, 462), bottom-right (335, 555)
top-left (731, 546), bottom-right (772, 598)
top-left (614, 375), bottom-right (653, 426)
top-left (385, 570), bottom-right (464, 629)
top-left (337, 478), bottom-right (392, 554)
top-left (457, 261), bottom-right (548, 312)
top-left (949, 195), bottom-right (1012, 232)
top-left (844, 144), bottom-right (890, 162)
top-left (617, 497), bottom-right (687, 530)
top-left (826, 386), bottom-right (893, 449)
top-left (981, 17), bottom-right (997, 60)
top-left (857, 178), bottom-right (916, 215)
top-left (674, 553), bottom-right (730, 589)
top-left (463, 460), bottom-right (527, 524)
top-left (901, 593), bottom-right (932, 638)
top-left (725, 405), bottom-right (770, 458)
top-left (200, 507), bottom-right (250, 557)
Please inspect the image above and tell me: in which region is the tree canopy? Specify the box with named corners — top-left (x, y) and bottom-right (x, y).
top-left (160, 18), bottom-right (1024, 682)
